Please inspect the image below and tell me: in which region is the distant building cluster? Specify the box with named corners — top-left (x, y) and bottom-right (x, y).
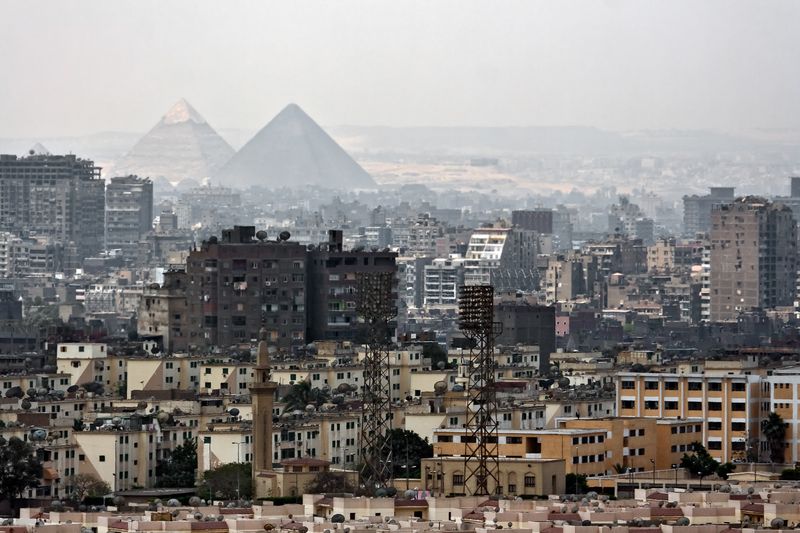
top-left (4, 99), bottom-right (800, 523)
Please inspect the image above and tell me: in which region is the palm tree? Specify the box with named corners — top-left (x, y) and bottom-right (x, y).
top-left (762, 412), bottom-right (787, 463)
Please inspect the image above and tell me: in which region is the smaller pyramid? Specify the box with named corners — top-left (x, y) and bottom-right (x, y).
top-left (112, 98), bottom-right (234, 182)
top-left (216, 103), bottom-right (375, 189)
top-left (29, 143), bottom-right (51, 155)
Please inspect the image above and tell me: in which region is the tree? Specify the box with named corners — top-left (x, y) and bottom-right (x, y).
top-left (282, 381), bottom-right (330, 412)
top-left (681, 442), bottom-right (719, 485)
top-left (716, 462), bottom-right (736, 480)
top-left (156, 438), bottom-right (197, 488)
top-left (762, 412), bottom-right (787, 463)
top-left (386, 429), bottom-right (433, 478)
top-left (304, 471), bottom-right (354, 494)
top-left (200, 462), bottom-right (252, 500)
top-left (422, 342), bottom-right (449, 369)
top-left (69, 473), bottom-right (111, 502)
top-left (565, 473), bottom-right (589, 494)
top-left (0, 436), bottom-right (43, 511)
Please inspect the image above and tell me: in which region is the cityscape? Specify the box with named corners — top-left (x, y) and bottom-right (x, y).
top-left (1, 1), bottom-right (800, 532)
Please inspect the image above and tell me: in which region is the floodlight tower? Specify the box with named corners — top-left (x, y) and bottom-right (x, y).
top-left (458, 284), bottom-right (502, 496)
top-left (356, 271), bottom-right (396, 494)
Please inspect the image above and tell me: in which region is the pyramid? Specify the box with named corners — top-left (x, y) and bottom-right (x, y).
top-left (216, 103), bottom-right (375, 189)
top-left (29, 143), bottom-right (51, 155)
top-left (112, 99), bottom-right (234, 181)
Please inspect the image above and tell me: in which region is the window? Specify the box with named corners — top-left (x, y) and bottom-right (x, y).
top-left (708, 402), bottom-right (722, 412)
top-left (524, 475), bottom-right (536, 487)
top-left (708, 382), bottom-right (722, 391)
top-left (452, 474), bottom-right (464, 486)
top-left (621, 381), bottom-right (635, 390)
top-left (731, 422), bottom-right (746, 431)
top-left (645, 381), bottom-right (658, 390)
top-left (644, 401), bottom-right (658, 410)
top-left (708, 421), bottom-right (722, 431)
top-left (688, 401), bottom-right (702, 411)
top-left (731, 403), bottom-right (745, 412)
top-left (708, 441), bottom-right (722, 450)
top-left (621, 400), bottom-right (635, 409)
top-left (732, 382), bottom-right (746, 392)
top-left (688, 382), bottom-right (702, 391)
top-left (99, 455), bottom-right (105, 462)
top-left (664, 401), bottom-right (678, 410)
top-left (664, 381), bottom-right (678, 390)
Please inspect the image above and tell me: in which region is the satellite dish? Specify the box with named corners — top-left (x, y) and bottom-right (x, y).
top-left (208, 236), bottom-right (218, 244)
top-left (279, 231), bottom-right (291, 241)
top-left (256, 230), bottom-right (268, 241)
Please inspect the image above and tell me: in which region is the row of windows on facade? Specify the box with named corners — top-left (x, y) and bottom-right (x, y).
top-left (620, 399), bottom-right (747, 411)
top-left (621, 380), bottom-right (747, 392)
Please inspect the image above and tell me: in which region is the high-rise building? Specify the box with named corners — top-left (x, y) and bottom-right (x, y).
top-left (512, 209), bottom-right (553, 234)
top-left (423, 255), bottom-right (465, 306)
top-left (495, 302), bottom-right (555, 373)
top-left (463, 225), bottom-right (539, 289)
top-left (105, 175), bottom-right (154, 258)
top-left (0, 153), bottom-right (105, 266)
top-left (683, 187), bottom-right (735, 236)
top-left (185, 226), bottom-right (308, 349)
top-left (709, 197), bottom-right (797, 322)
top-left (183, 227), bottom-right (397, 350)
top-left (306, 230), bottom-right (397, 342)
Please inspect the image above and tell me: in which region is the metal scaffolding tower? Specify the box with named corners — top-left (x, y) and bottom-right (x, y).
top-left (459, 284), bottom-right (502, 496)
top-left (356, 271), bottom-right (396, 494)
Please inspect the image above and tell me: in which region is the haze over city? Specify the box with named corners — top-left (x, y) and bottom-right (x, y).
top-left (2, 0), bottom-right (800, 137)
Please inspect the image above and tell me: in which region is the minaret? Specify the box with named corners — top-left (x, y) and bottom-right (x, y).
top-left (251, 327), bottom-right (278, 486)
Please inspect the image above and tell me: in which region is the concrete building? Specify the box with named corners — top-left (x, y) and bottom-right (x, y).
top-left (423, 256), bottom-right (465, 307)
top-left (512, 209), bottom-right (553, 234)
top-left (306, 230), bottom-right (397, 343)
top-left (495, 303), bottom-right (555, 373)
top-left (137, 269), bottom-right (189, 353)
top-left (616, 372), bottom-right (763, 463)
top-left (463, 225), bottom-right (538, 290)
top-left (683, 186), bottom-right (735, 236)
top-left (105, 175), bottom-right (153, 258)
top-left (186, 226), bottom-right (308, 349)
top-left (709, 197), bottom-right (797, 322)
top-left (0, 153), bottom-right (105, 266)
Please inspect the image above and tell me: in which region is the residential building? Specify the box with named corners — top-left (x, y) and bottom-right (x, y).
top-left (105, 175), bottom-right (154, 258)
top-left (0, 153), bottom-right (105, 266)
top-left (683, 186), bottom-right (735, 236)
top-left (709, 196), bottom-right (797, 322)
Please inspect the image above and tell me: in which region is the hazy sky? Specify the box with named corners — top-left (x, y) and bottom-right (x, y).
top-left (1, 0), bottom-right (798, 137)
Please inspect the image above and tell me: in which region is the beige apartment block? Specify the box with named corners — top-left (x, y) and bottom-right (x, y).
top-left (616, 372), bottom-right (763, 462)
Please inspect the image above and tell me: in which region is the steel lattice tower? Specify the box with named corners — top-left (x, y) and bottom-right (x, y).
top-left (459, 284), bottom-right (502, 496)
top-left (356, 271), bottom-right (396, 494)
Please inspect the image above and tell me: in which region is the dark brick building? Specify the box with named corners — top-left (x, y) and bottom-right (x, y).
top-left (182, 227), bottom-right (397, 350)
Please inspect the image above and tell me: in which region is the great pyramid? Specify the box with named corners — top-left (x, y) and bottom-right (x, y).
top-left (216, 103), bottom-right (375, 189)
top-left (111, 98), bottom-right (234, 181)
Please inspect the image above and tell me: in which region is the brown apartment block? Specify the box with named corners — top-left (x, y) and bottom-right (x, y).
top-left (177, 227), bottom-right (397, 351)
top-left (709, 196), bottom-right (797, 322)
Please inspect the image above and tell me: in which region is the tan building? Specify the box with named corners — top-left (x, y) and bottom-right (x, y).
top-left (616, 371), bottom-right (763, 462)
top-left (421, 456), bottom-right (564, 497)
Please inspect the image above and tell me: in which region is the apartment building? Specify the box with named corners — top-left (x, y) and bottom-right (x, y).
top-left (615, 372), bottom-right (763, 462)
top-left (105, 175), bottom-right (153, 258)
top-left (709, 196), bottom-right (797, 321)
top-left (0, 153), bottom-right (105, 265)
